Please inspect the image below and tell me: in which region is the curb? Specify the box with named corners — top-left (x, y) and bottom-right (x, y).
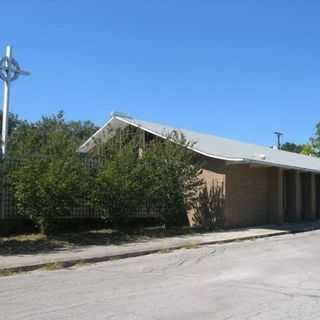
top-left (0, 225), bottom-right (319, 277)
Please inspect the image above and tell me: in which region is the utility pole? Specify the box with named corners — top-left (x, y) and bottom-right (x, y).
top-left (274, 131), bottom-right (283, 150)
top-left (0, 45), bottom-right (30, 156)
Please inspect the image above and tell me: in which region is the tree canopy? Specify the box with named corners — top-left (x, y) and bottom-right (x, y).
top-left (4, 112), bottom-right (97, 233)
top-left (92, 129), bottom-right (204, 227)
top-left (281, 142), bottom-right (304, 154)
top-left (7, 111), bottom-right (98, 157)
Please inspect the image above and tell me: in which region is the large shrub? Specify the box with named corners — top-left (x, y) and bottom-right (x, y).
top-left (141, 131), bottom-right (203, 226)
top-left (8, 113), bottom-right (93, 233)
top-left (93, 129), bottom-right (204, 227)
top-left (92, 133), bottom-right (146, 227)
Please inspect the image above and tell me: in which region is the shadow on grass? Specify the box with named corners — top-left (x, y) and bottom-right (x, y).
top-left (0, 231), bottom-right (134, 256)
top-left (0, 226), bottom-right (216, 256)
top-left (0, 236), bottom-right (67, 256)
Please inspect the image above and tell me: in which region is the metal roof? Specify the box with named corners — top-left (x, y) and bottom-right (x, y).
top-left (79, 113), bottom-right (320, 173)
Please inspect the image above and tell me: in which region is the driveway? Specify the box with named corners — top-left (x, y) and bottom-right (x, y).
top-left (1, 230), bottom-right (320, 319)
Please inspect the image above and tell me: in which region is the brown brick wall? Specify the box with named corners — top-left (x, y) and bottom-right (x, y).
top-left (199, 156), bottom-right (226, 188)
top-left (190, 156), bottom-right (319, 228)
top-left (187, 156), bottom-right (226, 226)
top-left (224, 164), bottom-right (270, 227)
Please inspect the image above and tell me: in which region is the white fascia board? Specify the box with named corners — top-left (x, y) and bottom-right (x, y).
top-left (78, 117), bottom-right (127, 153)
top-left (245, 158), bottom-right (320, 173)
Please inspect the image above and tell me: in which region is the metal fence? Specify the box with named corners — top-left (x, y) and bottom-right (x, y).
top-left (1, 157), bottom-right (20, 219)
top-left (0, 156), bottom-right (160, 220)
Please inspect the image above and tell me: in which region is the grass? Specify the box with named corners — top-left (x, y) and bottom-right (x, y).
top-left (0, 233), bottom-right (73, 255)
top-left (71, 260), bottom-right (91, 268)
top-left (42, 261), bottom-right (67, 271)
top-left (159, 248), bottom-right (172, 254)
top-left (182, 241), bottom-right (198, 249)
top-left (0, 226), bottom-right (207, 257)
top-left (0, 260), bottom-right (94, 277)
top-left (0, 268), bottom-right (21, 277)
top-left (0, 229), bottom-right (132, 256)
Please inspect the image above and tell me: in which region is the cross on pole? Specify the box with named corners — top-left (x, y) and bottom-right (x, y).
top-left (0, 45), bottom-right (30, 156)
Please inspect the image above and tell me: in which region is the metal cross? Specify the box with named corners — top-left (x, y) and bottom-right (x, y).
top-left (0, 45), bottom-right (30, 155)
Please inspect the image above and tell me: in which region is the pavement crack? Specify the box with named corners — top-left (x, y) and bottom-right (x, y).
top-left (229, 282), bottom-right (320, 300)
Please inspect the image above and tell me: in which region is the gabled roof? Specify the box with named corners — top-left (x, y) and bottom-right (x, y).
top-left (79, 113), bottom-right (320, 173)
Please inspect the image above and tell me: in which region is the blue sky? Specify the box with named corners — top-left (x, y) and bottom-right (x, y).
top-left (1, 0), bottom-right (320, 146)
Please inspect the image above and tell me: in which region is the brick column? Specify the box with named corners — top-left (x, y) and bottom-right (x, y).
top-left (302, 172), bottom-right (317, 220)
top-left (269, 167), bottom-right (284, 224)
top-left (310, 173), bottom-right (317, 220)
top-left (316, 175), bottom-right (320, 219)
top-left (293, 171), bottom-right (302, 221)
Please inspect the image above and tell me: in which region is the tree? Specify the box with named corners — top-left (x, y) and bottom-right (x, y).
top-left (92, 131), bottom-right (146, 226)
top-left (301, 143), bottom-right (316, 156)
top-left (0, 111), bottom-right (25, 137)
top-left (140, 130), bottom-right (204, 226)
top-left (281, 142), bottom-right (316, 156)
top-left (7, 111), bottom-right (99, 156)
top-left (8, 113), bottom-right (93, 233)
top-left (92, 129), bottom-right (204, 228)
top-left (309, 122), bottom-right (320, 157)
top-left (0, 111), bottom-right (27, 155)
top-left (281, 142), bottom-right (304, 154)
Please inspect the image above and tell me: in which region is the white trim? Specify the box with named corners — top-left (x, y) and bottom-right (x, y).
top-left (245, 159), bottom-right (320, 173)
top-left (78, 117), bottom-right (127, 152)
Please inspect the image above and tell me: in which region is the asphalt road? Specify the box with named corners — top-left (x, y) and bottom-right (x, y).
top-left (2, 230), bottom-right (320, 320)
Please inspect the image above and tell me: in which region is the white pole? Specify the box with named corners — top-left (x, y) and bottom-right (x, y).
top-left (1, 45), bottom-right (12, 156)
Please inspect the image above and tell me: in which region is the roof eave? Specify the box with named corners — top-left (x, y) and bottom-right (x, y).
top-left (78, 116), bottom-right (320, 174)
top-left (115, 116), bottom-right (245, 163)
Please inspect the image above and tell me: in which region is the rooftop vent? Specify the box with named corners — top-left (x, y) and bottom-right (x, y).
top-left (254, 153), bottom-right (266, 160)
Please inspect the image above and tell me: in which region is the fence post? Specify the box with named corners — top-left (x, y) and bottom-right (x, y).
top-left (0, 156), bottom-right (4, 219)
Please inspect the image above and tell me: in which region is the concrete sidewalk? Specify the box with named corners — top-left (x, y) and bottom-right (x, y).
top-left (1, 221), bottom-right (320, 273)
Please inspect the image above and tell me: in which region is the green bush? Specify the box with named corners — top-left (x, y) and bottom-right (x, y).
top-left (5, 114), bottom-right (205, 232)
top-left (141, 131), bottom-right (203, 226)
top-left (92, 134), bottom-right (146, 227)
top-left (7, 113), bottom-right (94, 233)
top-left (92, 129), bottom-right (204, 227)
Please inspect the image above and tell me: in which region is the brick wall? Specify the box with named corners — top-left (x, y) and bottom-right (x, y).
top-left (225, 164), bottom-right (270, 227)
top-left (187, 156), bottom-right (226, 226)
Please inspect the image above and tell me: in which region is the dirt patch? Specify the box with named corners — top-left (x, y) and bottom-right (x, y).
top-left (0, 227), bottom-right (207, 256)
